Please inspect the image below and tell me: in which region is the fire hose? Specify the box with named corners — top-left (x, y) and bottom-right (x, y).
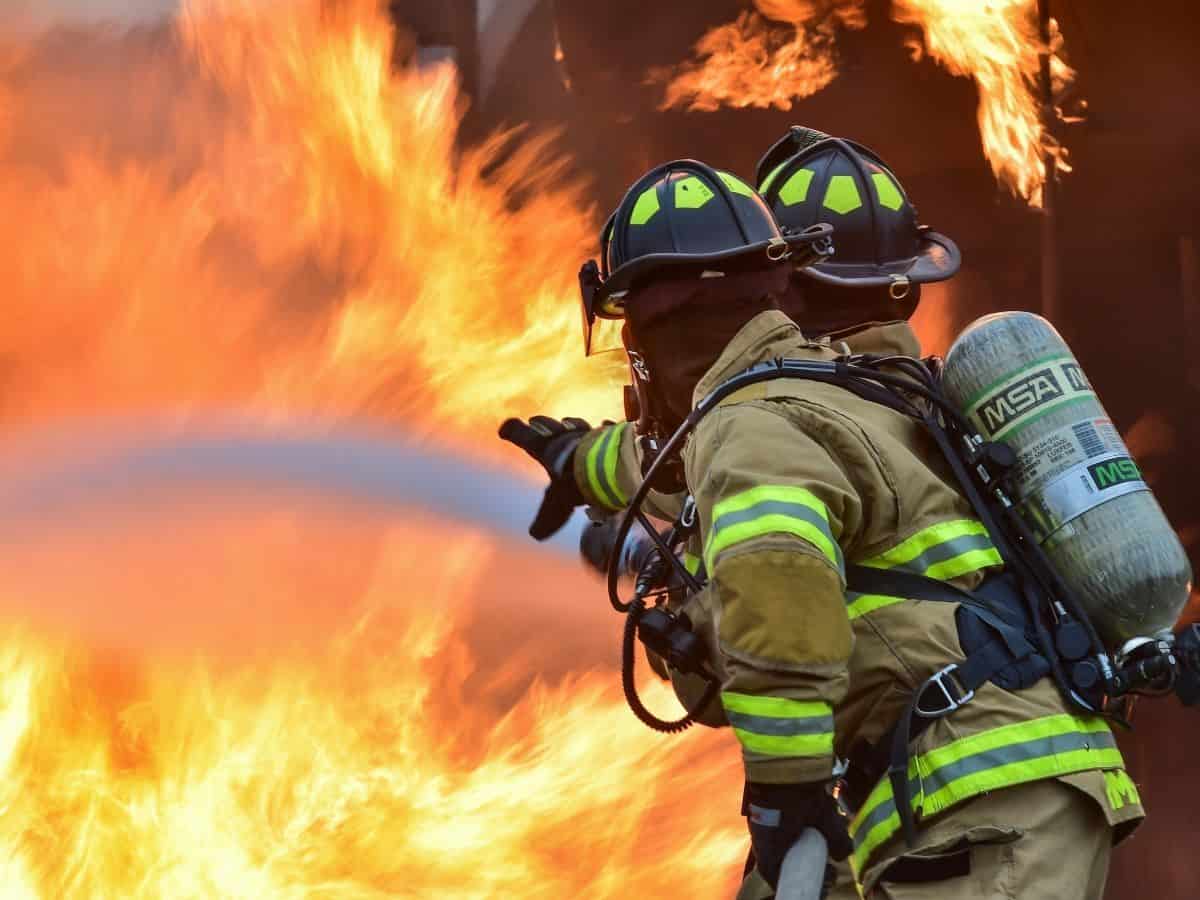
top-left (776, 830), bottom-right (829, 900)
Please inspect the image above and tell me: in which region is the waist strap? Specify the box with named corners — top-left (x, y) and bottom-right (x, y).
top-left (842, 565), bottom-right (1048, 845)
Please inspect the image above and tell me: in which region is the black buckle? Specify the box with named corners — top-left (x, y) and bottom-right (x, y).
top-left (914, 665), bottom-right (974, 718)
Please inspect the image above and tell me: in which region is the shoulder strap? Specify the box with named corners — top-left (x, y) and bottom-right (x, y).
top-left (845, 564), bottom-right (974, 605)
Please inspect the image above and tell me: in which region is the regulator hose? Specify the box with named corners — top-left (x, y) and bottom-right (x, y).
top-left (621, 599), bottom-right (719, 733)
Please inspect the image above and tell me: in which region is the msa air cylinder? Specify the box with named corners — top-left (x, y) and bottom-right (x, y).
top-left (942, 312), bottom-right (1191, 648)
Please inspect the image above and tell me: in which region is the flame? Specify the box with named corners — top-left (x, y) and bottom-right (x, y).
top-left (0, 514), bottom-right (745, 897)
top-left (659, 0), bottom-right (1076, 206)
top-left (0, 0), bottom-right (624, 448)
top-left (893, 0), bottom-right (1075, 206)
top-left (655, 0), bottom-right (867, 112)
top-left (0, 1), bottom-right (749, 896)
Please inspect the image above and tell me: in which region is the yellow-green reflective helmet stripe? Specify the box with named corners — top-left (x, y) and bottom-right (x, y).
top-left (822, 175), bottom-right (863, 214)
top-left (778, 168), bottom-right (816, 207)
top-left (631, 171), bottom-right (757, 224)
top-left (630, 187), bottom-right (660, 226)
top-left (872, 172), bottom-right (904, 211)
top-left (718, 171), bottom-right (756, 198)
top-left (758, 160), bottom-right (789, 195)
top-left (674, 175), bottom-right (715, 209)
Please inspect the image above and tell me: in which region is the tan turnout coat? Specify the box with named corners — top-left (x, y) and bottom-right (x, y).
top-left (573, 311), bottom-right (1142, 888)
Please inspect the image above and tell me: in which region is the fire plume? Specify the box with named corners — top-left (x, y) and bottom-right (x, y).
top-left (0, 0), bottom-right (625, 442)
top-left (656, 0), bottom-right (867, 113)
top-left (660, 0), bottom-right (1077, 206)
top-left (894, 0), bottom-right (1076, 206)
top-left (0, 1), bottom-right (747, 897)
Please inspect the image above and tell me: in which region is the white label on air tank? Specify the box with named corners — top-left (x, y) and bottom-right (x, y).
top-left (1019, 451), bottom-right (1149, 542)
top-left (1010, 416), bottom-right (1129, 499)
top-left (965, 355), bottom-right (1096, 441)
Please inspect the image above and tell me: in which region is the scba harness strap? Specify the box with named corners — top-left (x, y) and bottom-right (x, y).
top-left (840, 564), bottom-right (1052, 845)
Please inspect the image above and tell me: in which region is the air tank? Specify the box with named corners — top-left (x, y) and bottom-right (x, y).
top-left (942, 311), bottom-right (1191, 649)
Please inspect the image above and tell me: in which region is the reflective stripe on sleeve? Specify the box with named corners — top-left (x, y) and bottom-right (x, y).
top-left (848, 714), bottom-right (1124, 874)
top-left (845, 591), bottom-right (906, 620)
top-left (583, 423), bottom-right (629, 510)
top-left (721, 692), bottom-right (834, 758)
top-left (704, 485), bottom-right (843, 576)
top-left (860, 519), bottom-right (1001, 581)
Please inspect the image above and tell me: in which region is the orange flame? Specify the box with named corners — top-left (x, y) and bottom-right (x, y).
top-left (894, 0), bottom-right (1075, 206)
top-left (0, 1), bottom-right (751, 896)
top-left (0, 511), bottom-right (745, 896)
top-left (0, 0), bottom-right (624, 447)
top-left (656, 0), bottom-right (867, 112)
top-left (660, 0), bottom-right (1076, 206)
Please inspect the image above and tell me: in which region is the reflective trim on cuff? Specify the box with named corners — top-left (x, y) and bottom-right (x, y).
top-left (584, 423), bottom-right (629, 510)
top-left (722, 693), bottom-right (835, 758)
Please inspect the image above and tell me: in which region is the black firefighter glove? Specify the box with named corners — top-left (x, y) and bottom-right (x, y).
top-left (744, 780), bottom-right (852, 892)
top-left (498, 416), bottom-right (591, 540)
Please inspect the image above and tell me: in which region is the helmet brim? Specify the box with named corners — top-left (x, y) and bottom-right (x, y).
top-left (594, 224), bottom-right (832, 319)
top-left (800, 229), bottom-right (961, 288)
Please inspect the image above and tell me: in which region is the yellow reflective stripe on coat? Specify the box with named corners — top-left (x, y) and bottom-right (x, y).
top-left (848, 714), bottom-right (1125, 874)
top-left (704, 485), bottom-right (843, 576)
top-left (845, 592), bottom-right (906, 620)
top-left (682, 552), bottom-right (702, 576)
top-left (721, 692), bottom-right (834, 758)
top-left (860, 519), bottom-right (1001, 581)
top-left (583, 423), bottom-right (629, 510)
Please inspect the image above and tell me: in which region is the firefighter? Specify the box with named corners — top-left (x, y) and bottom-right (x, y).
top-left (501, 145), bottom-right (1143, 899)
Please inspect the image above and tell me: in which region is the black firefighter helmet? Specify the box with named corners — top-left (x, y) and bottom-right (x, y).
top-left (578, 159), bottom-right (831, 355)
top-left (756, 127), bottom-right (960, 297)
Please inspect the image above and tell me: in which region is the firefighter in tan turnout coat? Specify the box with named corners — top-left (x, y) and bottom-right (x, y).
top-left (501, 139), bottom-right (1142, 899)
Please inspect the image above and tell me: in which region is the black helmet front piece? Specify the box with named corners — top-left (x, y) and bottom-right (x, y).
top-left (756, 130), bottom-right (961, 298)
top-left (577, 159), bottom-right (831, 355)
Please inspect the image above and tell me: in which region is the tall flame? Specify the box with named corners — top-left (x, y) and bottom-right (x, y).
top-left (660, 0), bottom-right (1076, 206)
top-left (894, 0), bottom-right (1075, 206)
top-left (0, 1), bottom-right (749, 896)
top-left (0, 0), bottom-right (624, 445)
top-left (655, 0), bottom-right (867, 112)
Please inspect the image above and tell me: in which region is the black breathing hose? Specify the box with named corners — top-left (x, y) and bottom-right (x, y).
top-left (621, 599), bottom-right (720, 733)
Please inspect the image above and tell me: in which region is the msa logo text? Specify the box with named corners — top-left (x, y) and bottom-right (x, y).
top-left (978, 368), bottom-right (1064, 434)
top-left (1088, 457), bottom-right (1141, 490)
top-left (1061, 363), bottom-right (1090, 392)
